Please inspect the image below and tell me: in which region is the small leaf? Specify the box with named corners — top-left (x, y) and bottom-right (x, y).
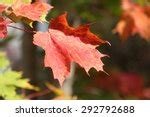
top-left (4, 0), bottom-right (53, 26)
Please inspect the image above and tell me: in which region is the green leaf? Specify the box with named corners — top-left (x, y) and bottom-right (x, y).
top-left (0, 85), bottom-right (23, 99)
top-left (0, 69), bottom-right (38, 99)
top-left (0, 52), bottom-right (38, 100)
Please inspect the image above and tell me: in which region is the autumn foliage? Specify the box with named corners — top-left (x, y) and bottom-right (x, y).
top-left (33, 13), bottom-right (107, 85)
top-left (0, 0), bottom-right (150, 99)
top-left (0, 0), bottom-right (107, 86)
top-left (114, 0), bottom-right (150, 40)
top-left (50, 13), bottom-right (107, 45)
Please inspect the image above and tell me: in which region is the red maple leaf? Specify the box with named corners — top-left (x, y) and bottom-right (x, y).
top-left (114, 0), bottom-right (150, 40)
top-left (0, 17), bottom-right (8, 38)
top-left (3, 0), bottom-right (53, 24)
top-left (33, 13), bottom-right (107, 85)
top-left (50, 13), bottom-right (107, 45)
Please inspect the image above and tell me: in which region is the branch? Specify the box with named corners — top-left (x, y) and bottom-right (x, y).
top-left (7, 25), bottom-right (36, 34)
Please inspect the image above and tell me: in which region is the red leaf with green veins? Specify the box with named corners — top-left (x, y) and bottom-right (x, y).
top-left (0, 17), bottom-right (8, 38)
top-left (33, 15), bottom-right (107, 85)
top-left (50, 13), bottom-right (107, 45)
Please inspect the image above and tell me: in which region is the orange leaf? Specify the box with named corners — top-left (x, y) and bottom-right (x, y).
top-left (114, 0), bottom-right (150, 40)
top-left (3, 0), bottom-right (53, 25)
top-left (11, 0), bottom-right (53, 22)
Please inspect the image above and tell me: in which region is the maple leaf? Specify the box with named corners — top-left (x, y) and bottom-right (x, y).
top-left (50, 13), bottom-right (107, 45)
top-left (33, 28), bottom-right (106, 85)
top-left (33, 13), bottom-right (108, 85)
top-left (4, 0), bottom-right (53, 26)
top-left (33, 29), bottom-right (105, 85)
top-left (114, 0), bottom-right (150, 40)
top-left (0, 17), bottom-right (8, 38)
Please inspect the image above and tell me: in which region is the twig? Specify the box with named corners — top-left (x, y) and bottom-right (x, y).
top-left (26, 89), bottom-right (50, 99)
top-left (7, 25), bottom-right (36, 34)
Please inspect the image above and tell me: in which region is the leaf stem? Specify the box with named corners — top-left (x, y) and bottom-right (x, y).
top-left (7, 25), bottom-right (36, 34)
top-left (26, 89), bottom-right (50, 99)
